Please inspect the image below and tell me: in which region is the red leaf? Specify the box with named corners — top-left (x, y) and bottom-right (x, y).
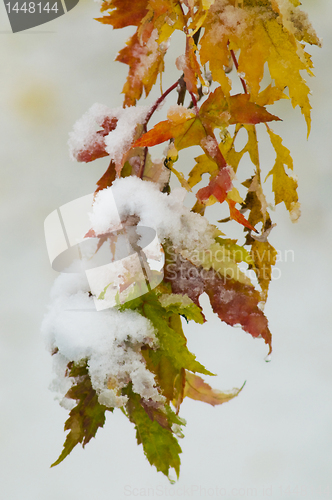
top-left (196, 169), bottom-right (233, 204)
top-left (164, 253), bottom-right (272, 353)
top-left (75, 117), bottom-right (118, 163)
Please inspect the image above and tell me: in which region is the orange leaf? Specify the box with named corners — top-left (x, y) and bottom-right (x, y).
top-left (117, 30), bottom-right (165, 107)
top-left (226, 199), bottom-right (257, 232)
top-left (134, 120), bottom-right (174, 148)
top-left (95, 160), bottom-right (117, 193)
top-left (199, 88), bottom-right (281, 129)
top-left (228, 94), bottom-right (281, 125)
top-left (184, 372), bottom-right (244, 406)
top-left (96, 0), bottom-right (149, 28)
top-left (134, 108), bottom-right (206, 151)
top-left (176, 37), bottom-right (203, 96)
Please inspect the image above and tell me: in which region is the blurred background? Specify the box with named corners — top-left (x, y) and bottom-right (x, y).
top-left (0, 1), bottom-right (331, 498)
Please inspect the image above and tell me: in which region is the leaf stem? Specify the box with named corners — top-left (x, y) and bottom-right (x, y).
top-left (143, 78), bottom-right (183, 128)
top-left (230, 49), bottom-right (248, 94)
top-left (189, 91), bottom-right (199, 114)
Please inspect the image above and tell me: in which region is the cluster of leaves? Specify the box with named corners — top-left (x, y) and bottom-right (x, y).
top-left (53, 0), bottom-right (320, 480)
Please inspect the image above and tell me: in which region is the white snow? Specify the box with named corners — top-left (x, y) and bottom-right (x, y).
top-left (41, 272), bottom-right (165, 408)
top-left (68, 103), bottom-right (150, 169)
top-left (89, 176), bottom-right (217, 254)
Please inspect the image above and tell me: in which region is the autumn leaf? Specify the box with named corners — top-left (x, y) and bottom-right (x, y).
top-left (183, 372), bottom-right (244, 406)
top-left (143, 302), bottom-right (213, 376)
top-left (188, 153), bottom-right (218, 188)
top-left (250, 239), bottom-right (277, 302)
top-left (164, 250), bottom-right (272, 353)
top-left (226, 198), bottom-right (257, 232)
top-left (125, 387), bottom-right (183, 480)
top-left (265, 127), bottom-right (300, 221)
top-left (51, 363), bottom-right (108, 467)
top-left (117, 30), bottom-right (166, 107)
top-left (199, 88), bottom-right (281, 130)
top-left (96, 0), bottom-right (149, 28)
top-left (95, 160), bottom-right (116, 193)
top-left (176, 36), bottom-right (204, 96)
top-left (196, 169), bottom-right (233, 205)
top-left (199, 3), bottom-right (319, 132)
top-left (74, 116), bottom-right (117, 163)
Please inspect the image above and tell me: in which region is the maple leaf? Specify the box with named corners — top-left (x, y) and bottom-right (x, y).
top-left (125, 386), bottom-right (183, 480)
top-left (95, 160), bottom-right (117, 193)
top-left (119, 290), bottom-right (211, 402)
top-left (158, 293), bottom-right (205, 324)
top-left (74, 116), bottom-right (117, 163)
top-left (164, 250), bottom-right (272, 353)
top-left (183, 372), bottom-right (244, 406)
top-left (143, 302), bottom-right (213, 376)
top-left (199, 2), bottom-right (319, 132)
top-left (176, 36), bottom-right (204, 96)
top-left (265, 127), bottom-right (300, 221)
top-left (117, 30), bottom-right (166, 107)
top-left (199, 88), bottom-right (281, 131)
top-left (51, 363), bottom-right (108, 467)
top-left (250, 239), bottom-right (277, 302)
top-left (96, 0), bottom-right (149, 28)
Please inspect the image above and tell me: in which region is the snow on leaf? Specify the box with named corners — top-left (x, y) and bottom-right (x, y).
top-left (51, 363), bottom-right (108, 467)
top-left (183, 372), bottom-right (244, 406)
top-left (117, 30), bottom-right (165, 107)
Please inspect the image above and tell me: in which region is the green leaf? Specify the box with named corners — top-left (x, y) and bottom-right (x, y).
top-left (125, 388), bottom-right (182, 480)
top-left (143, 301), bottom-right (213, 376)
top-left (215, 237), bottom-right (254, 267)
top-left (51, 363), bottom-right (108, 467)
top-left (158, 293), bottom-right (205, 324)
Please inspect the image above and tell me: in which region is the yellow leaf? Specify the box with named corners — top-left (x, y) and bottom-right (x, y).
top-left (227, 186), bottom-right (243, 204)
top-left (188, 153), bottom-right (218, 188)
top-left (250, 240), bottom-right (277, 302)
top-left (263, 17), bottom-right (313, 135)
top-left (256, 84), bottom-right (289, 107)
top-left (265, 127), bottom-right (300, 221)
